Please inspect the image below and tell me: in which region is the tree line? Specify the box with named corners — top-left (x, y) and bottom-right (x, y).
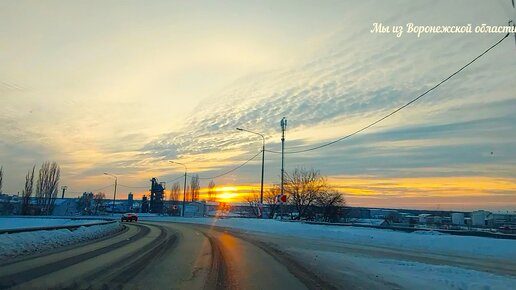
top-left (247, 168), bottom-right (345, 222)
top-left (168, 175), bottom-right (217, 203)
top-left (17, 162), bottom-right (61, 215)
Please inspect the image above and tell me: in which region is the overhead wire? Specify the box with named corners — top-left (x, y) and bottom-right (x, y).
top-left (195, 150), bottom-right (263, 180)
top-left (118, 175), bottom-right (186, 189)
top-left (65, 32), bottom-right (512, 189)
top-left (113, 150), bottom-right (261, 186)
top-left (118, 184), bottom-right (149, 189)
top-left (67, 183), bottom-right (113, 194)
top-left (265, 32), bottom-right (511, 154)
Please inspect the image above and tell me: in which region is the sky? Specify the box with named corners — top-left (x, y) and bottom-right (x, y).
top-left (1, 0), bottom-right (515, 211)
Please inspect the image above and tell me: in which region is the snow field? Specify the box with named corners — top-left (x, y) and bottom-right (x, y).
top-left (0, 222), bottom-right (123, 260)
top-left (288, 249), bottom-right (516, 290)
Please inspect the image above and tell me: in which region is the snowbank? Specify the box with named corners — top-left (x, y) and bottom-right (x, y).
top-left (0, 217), bottom-right (107, 230)
top-left (0, 222), bottom-right (123, 260)
top-left (140, 216), bottom-right (516, 260)
top-left (292, 249), bottom-right (516, 290)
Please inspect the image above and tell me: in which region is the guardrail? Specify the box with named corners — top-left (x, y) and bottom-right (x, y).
top-left (0, 220), bottom-right (118, 234)
top-left (303, 221), bottom-right (516, 240)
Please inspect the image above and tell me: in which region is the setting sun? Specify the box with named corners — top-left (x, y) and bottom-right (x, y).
top-left (215, 186), bottom-right (239, 202)
top-left (218, 192), bottom-right (238, 201)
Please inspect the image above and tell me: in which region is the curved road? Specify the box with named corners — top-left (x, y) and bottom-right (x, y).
top-left (1, 221), bottom-right (514, 290)
top-left (0, 222), bottom-right (332, 290)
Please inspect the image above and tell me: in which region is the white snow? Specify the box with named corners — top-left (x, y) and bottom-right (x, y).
top-left (293, 249), bottom-right (516, 290)
top-left (140, 216), bottom-right (516, 260)
top-left (140, 217), bottom-right (516, 289)
top-left (0, 217), bottom-right (107, 230)
top-left (0, 221), bottom-right (123, 260)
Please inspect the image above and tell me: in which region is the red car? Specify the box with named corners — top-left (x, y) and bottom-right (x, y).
top-left (121, 213), bottom-right (138, 222)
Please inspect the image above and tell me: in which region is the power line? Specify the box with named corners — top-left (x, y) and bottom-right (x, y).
top-left (117, 151), bottom-right (262, 185)
top-left (195, 150), bottom-right (263, 180)
top-left (265, 33), bottom-right (511, 155)
top-left (68, 184), bottom-right (113, 194)
top-left (165, 175), bottom-right (187, 183)
top-left (118, 184), bottom-right (148, 189)
top-left (118, 175), bottom-right (185, 189)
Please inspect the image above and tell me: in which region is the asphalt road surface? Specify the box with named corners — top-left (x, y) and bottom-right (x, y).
top-left (1, 221), bottom-right (513, 290)
top-left (0, 221), bottom-right (330, 290)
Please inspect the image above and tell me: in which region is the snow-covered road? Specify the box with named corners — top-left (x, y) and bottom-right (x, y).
top-left (140, 216), bottom-right (516, 260)
top-left (141, 217), bottom-right (516, 290)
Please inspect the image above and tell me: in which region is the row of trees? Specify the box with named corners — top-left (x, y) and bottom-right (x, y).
top-left (168, 176), bottom-right (218, 202)
top-left (1, 162), bottom-right (62, 215)
top-left (21, 162), bottom-right (61, 215)
top-left (247, 168), bottom-right (345, 221)
top-left (76, 192), bottom-right (106, 215)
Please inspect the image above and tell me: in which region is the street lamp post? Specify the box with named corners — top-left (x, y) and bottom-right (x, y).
top-left (104, 173), bottom-right (118, 216)
top-left (170, 161), bottom-right (187, 217)
top-left (280, 117), bottom-right (287, 220)
top-left (236, 128), bottom-right (265, 208)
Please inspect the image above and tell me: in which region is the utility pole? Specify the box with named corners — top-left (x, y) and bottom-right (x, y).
top-left (183, 170), bottom-right (187, 217)
top-left (113, 178), bottom-right (117, 215)
top-left (170, 161), bottom-right (187, 217)
top-left (61, 185), bottom-right (67, 199)
top-left (236, 128), bottom-right (265, 207)
top-left (104, 173), bottom-right (118, 216)
top-left (280, 117), bottom-right (287, 220)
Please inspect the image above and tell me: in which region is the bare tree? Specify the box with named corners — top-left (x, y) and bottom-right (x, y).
top-left (207, 180), bottom-right (216, 202)
top-left (170, 181), bottom-right (181, 202)
top-left (35, 161), bottom-right (60, 215)
top-left (93, 192), bottom-right (106, 215)
top-left (21, 166), bottom-right (35, 215)
top-left (77, 192), bottom-right (93, 215)
top-left (0, 166), bottom-right (3, 194)
top-left (263, 185), bottom-right (281, 219)
top-left (316, 189), bottom-right (345, 222)
top-left (284, 168), bottom-right (327, 220)
top-left (189, 174), bottom-right (200, 202)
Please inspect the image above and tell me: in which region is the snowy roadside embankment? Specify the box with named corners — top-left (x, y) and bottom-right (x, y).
top-left (0, 217), bottom-right (108, 231)
top-left (289, 248), bottom-right (516, 290)
top-left (141, 216), bottom-right (516, 260)
top-left (0, 221), bottom-right (123, 260)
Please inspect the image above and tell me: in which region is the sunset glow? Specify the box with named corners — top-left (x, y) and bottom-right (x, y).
top-left (118, 174), bottom-right (516, 211)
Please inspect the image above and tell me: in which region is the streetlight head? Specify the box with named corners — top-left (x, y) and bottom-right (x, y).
top-left (236, 128), bottom-right (243, 131)
top-left (103, 172), bottom-right (108, 175)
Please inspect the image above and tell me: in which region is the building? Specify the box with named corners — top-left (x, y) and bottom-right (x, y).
top-left (370, 209), bottom-right (399, 219)
top-left (128, 192), bottom-right (134, 211)
top-left (52, 198), bottom-right (79, 216)
top-left (418, 214), bottom-right (433, 224)
top-left (350, 218), bottom-right (389, 226)
top-left (184, 201), bottom-right (206, 217)
top-left (341, 207), bottom-right (371, 221)
top-left (141, 195), bottom-right (149, 213)
top-left (451, 213), bottom-right (465, 225)
top-left (472, 210), bottom-right (489, 227)
top-left (149, 178), bottom-right (165, 214)
top-left (487, 212), bottom-right (516, 227)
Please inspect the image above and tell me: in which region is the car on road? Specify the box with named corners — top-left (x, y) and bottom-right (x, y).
top-left (121, 213), bottom-right (138, 222)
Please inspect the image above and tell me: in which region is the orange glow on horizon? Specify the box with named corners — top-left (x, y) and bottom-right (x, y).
top-left (125, 184), bottom-right (261, 203)
top-left (90, 175), bottom-right (515, 211)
